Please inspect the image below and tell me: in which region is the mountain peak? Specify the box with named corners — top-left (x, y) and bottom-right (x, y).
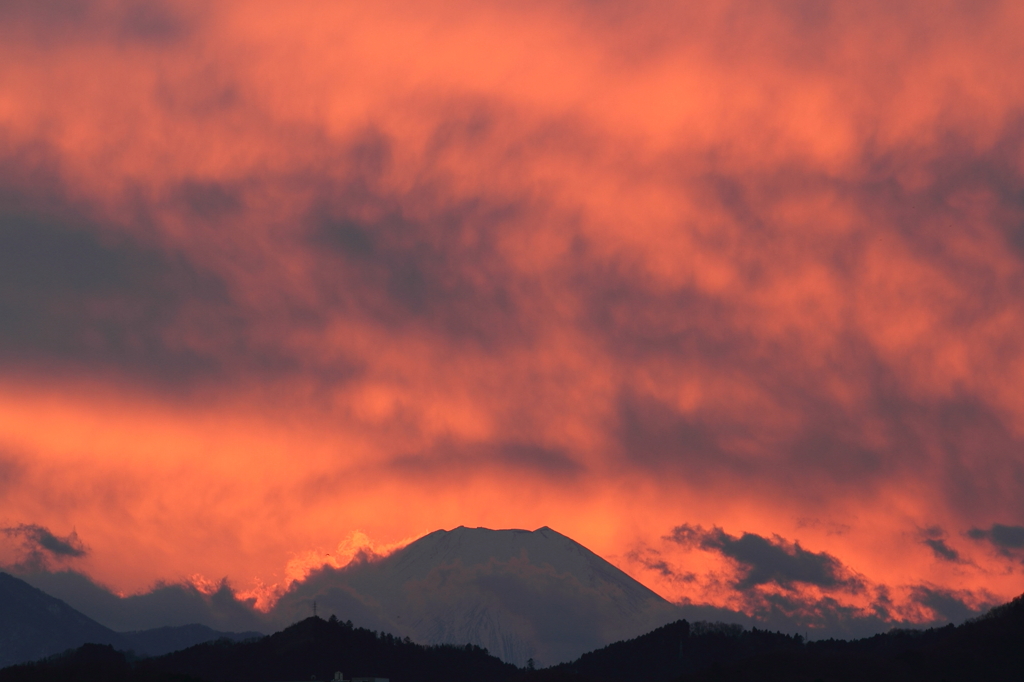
top-left (275, 526), bottom-right (682, 667)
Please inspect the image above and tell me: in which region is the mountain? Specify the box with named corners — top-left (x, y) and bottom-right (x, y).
top-left (0, 571), bottom-right (123, 668)
top-left (0, 644), bottom-right (133, 682)
top-left (142, 616), bottom-right (519, 682)
top-left (0, 617), bottom-right (520, 682)
top-left (14, 568), bottom-right (269, 633)
top-left (545, 620), bottom-right (801, 681)
top-left (0, 571), bottom-right (262, 667)
top-left (272, 526), bottom-right (684, 667)
top-left (119, 624), bottom-right (263, 657)
top-left (9, 526), bottom-right (729, 666)
top-left (7, 596), bottom-right (1024, 682)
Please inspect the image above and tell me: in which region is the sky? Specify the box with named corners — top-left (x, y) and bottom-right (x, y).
top-left (2, 0), bottom-right (1024, 636)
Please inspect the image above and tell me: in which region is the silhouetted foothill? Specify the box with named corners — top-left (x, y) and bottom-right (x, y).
top-left (134, 616), bottom-right (517, 682)
top-left (0, 644), bottom-right (129, 682)
top-left (538, 594), bottom-right (1024, 682)
top-left (4, 592), bottom-right (1024, 682)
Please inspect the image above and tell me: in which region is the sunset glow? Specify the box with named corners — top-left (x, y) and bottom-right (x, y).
top-left (2, 0), bottom-right (1024, 633)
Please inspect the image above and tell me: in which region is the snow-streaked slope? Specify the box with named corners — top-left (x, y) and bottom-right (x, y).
top-left (273, 526), bottom-right (683, 667)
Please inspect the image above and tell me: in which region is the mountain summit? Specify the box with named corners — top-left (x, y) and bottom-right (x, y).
top-left (274, 526), bottom-right (683, 666)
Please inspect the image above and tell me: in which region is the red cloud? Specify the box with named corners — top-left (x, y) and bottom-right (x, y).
top-left (1, 0), bottom-right (1023, 625)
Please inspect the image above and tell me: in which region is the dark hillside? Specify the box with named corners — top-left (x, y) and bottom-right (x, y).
top-left (533, 593), bottom-right (1024, 682)
top-left (0, 617), bottom-right (518, 682)
top-left (0, 644), bottom-right (132, 682)
top-left (139, 616), bottom-right (518, 682)
top-left (676, 592), bottom-right (1024, 682)
top-left (4, 594), bottom-right (1023, 682)
top-left (119, 626), bottom-right (264, 658)
top-left (0, 572), bottom-right (124, 668)
top-left (540, 621), bottom-right (803, 682)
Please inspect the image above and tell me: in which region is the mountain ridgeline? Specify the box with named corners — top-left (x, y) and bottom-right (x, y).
top-left (0, 572), bottom-right (261, 668)
top-left (10, 526), bottom-right (693, 668)
top-left (0, 572), bottom-right (122, 668)
top-left (0, 616), bottom-right (518, 682)
top-left (545, 594), bottom-right (1024, 682)
top-left (4, 525), bottom-right (1024, 681)
top-left (4, 596), bottom-right (1024, 682)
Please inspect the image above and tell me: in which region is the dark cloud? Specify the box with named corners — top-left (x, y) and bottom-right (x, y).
top-left (0, 153), bottom-right (343, 391)
top-left (316, 218), bottom-right (376, 258)
top-left (910, 585), bottom-right (986, 624)
top-left (666, 525), bottom-right (858, 591)
top-left (598, 298), bottom-right (883, 488)
top-left (0, 0), bottom-right (93, 39)
top-left (923, 538), bottom-right (962, 563)
top-left (610, 345), bottom-right (1024, 517)
top-left (710, 581), bottom-right (985, 639)
top-left (966, 523), bottom-right (1024, 558)
top-left (924, 399), bottom-right (1024, 519)
top-left (387, 440), bottom-right (585, 481)
top-left (566, 115), bottom-right (1024, 518)
top-left (306, 172), bottom-right (534, 351)
top-left (624, 547), bottom-right (696, 583)
top-left (920, 527), bottom-right (965, 563)
top-left (577, 259), bottom-right (745, 368)
top-left (744, 591), bottom-right (898, 640)
top-left (302, 438), bottom-right (585, 504)
top-left (0, 0), bottom-right (194, 46)
top-left (169, 180), bottom-right (243, 220)
top-left (0, 156), bottom-right (243, 387)
top-left (614, 390), bottom-right (745, 480)
top-left (115, 1), bottom-right (192, 44)
top-left (2, 524), bottom-right (86, 570)
top-left (14, 569), bottom-right (268, 633)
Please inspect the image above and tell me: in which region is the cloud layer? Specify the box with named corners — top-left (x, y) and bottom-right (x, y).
top-left (666, 525), bottom-right (859, 592)
top-left (1, 0), bottom-right (1024, 629)
top-left (2, 524), bottom-right (87, 571)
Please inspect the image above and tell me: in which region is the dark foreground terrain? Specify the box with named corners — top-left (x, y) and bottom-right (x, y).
top-left (0, 616), bottom-right (515, 682)
top-left (3, 593), bottom-right (1023, 682)
top-left (545, 592), bottom-right (1024, 682)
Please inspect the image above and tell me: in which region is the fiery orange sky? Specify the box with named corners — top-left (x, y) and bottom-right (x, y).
top-left (3, 0), bottom-right (1024, 632)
